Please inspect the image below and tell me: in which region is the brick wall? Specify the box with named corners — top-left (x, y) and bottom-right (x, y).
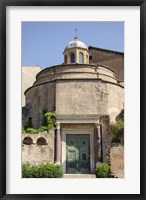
top-left (89, 47), bottom-right (124, 80)
top-left (109, 145), bottom-right (124, 178)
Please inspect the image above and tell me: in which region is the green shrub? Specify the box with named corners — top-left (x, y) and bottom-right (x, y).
top-left (24, 121), bottom-right (33, 130)
top-left (22, 163), bottom-right (32, 178)
top-left (22, 110), bottom-right (56, 134)
top-left (42, 110), bottom-right (56, 131)
top-left (95, 162), bottom-right (110, 178)
top-left (22, 129), bottom-right (26, 134)
top-left (24, 127), bottom-right (39, 134)
top-left (38, 126), bottom-right (49, 132)
top-left (110, 119), bottom-right (124, 137)
top-left (22, 163), bottom-right (63, 178)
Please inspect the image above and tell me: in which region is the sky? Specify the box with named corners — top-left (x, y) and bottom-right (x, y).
top-left (22, 22), bottom-right (124, 69)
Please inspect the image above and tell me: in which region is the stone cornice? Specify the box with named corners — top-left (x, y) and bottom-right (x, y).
top-left (24, 78), bottom-right (124, 95)
top-left (56, 114), bottom-right (101, 123)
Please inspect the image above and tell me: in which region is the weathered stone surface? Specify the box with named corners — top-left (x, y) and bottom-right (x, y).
top-left (56, 80), bottom-right (123, 123)
top-left (22, 130), bottom-right (55, 164)
top-left (24, 82), bottom-right (55, 128)
top-left (22, 46), bottom-right (124, 172)
top-left (63, 174), bottom-right (96, 178)
top-left (106, 83), bottom-right (124, 122)
top-left (23, 63), bottom-right (124, 128)
top-left (22, 66), bottom-right (41, 106)
top-left (34, 64), bottom-right (117, 85)
top-left (109, 145), bottom-right (124, 178)
top-left (100, 115), bottom-right (112, 163)
top-left (56, 80), bottom-right (108, 115)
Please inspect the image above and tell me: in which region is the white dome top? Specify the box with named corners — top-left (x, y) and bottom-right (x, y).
top-left (66, 37), bottom-right (88, 50)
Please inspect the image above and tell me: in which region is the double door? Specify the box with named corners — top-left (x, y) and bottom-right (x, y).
top-left (66, 134), bottom-right (90, 174)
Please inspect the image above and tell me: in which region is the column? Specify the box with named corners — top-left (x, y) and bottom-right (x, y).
top-left (56, 122), bottom-right (61, 164)
top-left (95, 119), bottom-right (102, 163)
top-left (94, 127), bottom-right (98, 164)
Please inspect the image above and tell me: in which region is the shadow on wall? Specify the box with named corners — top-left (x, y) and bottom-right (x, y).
top-left (22, 136), bottom-right (47, 146)
top-left (37, 137), bottom-right (47, 145)
top-left (23, 137), bottom-right (33, 145)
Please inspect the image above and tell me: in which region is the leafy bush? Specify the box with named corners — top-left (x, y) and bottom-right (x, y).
top-left (23, 121), bottom-right (33, 130)
top-left (110, 119), bottom-right (124, 137)
top-left (24, 127), bottom-right (39, 134)
top-left (42, 111), bottom-right (56, 131)
top-left (22, 110), bottom-right (56, 134)
top-left (38, 126), bottom-right (49, 132)
top-left (22, 163), bottom-right (32, 178)
top-left (95, 162), bottom-right (110, 178)
top-left (22, 163), bottom-right (63, 178)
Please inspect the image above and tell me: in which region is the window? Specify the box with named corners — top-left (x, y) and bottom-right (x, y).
top-left (79, 52), bottom-right (84, 63)
top-left (70, 52), bottom-right (75, 63)
top-left (37, 137), bottom-right (47, 145)
top-left (29, 117), bottom-right (32, 126)
top-left (23, 137), bottom-right (33, 145)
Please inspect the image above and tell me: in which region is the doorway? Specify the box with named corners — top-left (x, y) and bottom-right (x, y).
top-left (66, 134), bottom-right (90, 174)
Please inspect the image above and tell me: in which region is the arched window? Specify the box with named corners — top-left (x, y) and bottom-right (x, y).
top-left (64, 55), bottom-right (67, 64)
top-left (37, 137), bottom-right (47, 145)
top-left (79, 52), bottom-right (84, 64)
top-left (70, 52), bottom-right (75, 63)
top-left (23, 137), bottom-right (33, 145)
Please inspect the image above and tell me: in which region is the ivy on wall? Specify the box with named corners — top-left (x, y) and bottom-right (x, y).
top-left (23, 110), bottom-right (56, 134)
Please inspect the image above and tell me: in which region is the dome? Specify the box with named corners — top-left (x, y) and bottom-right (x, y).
top-left (66, 37), bottom-right (88, 50)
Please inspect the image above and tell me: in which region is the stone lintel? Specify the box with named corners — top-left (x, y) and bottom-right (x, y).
top-left (56, 114), bottom-right (101, 124)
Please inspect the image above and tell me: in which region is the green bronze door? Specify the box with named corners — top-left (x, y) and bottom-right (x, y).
top-left (66, 134), bottom-right (90, 174)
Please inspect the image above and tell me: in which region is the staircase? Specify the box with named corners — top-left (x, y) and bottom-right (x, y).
top-left (63, 174), bottom-right (96, 178)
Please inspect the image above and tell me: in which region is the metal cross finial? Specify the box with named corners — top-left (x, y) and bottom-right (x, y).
top-left (74, 28), bottom-right (78, 37)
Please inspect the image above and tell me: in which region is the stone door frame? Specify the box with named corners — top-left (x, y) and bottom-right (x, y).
top-left (61, 130), bottom-right (95, 173)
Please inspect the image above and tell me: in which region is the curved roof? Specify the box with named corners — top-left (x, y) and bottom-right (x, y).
top-left (65, 37), bottom-right (88, 50)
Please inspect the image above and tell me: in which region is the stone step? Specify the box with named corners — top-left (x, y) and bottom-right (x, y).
top-left (64, 174), bottom-right (96, 178)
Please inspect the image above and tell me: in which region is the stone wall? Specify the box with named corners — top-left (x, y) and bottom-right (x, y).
top-left (22, 130), bottom-right (55, 165)
top-left (34, 64), bottom-right (117, 85)
top-left (56, 80), bottom-right (124, 123)
top-left (24, 82), bottom-right (55, 128)
top-left (22, 66), bottom-right (41, 106)
top-left (100, 115), bottom-right (112, 163)
top-left (109, 145), bottom-right (124, 178)
top-left (56, 80), bottom-right (108, 115)
top-left (107, 83), bottom-right (124, 122)
top-left (23, 64), bottom-right (124, 131)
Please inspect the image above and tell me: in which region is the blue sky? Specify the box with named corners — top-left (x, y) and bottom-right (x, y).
top-left (22, 22), bottom-right (124, 69)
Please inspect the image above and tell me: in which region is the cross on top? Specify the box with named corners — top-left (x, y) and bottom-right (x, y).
top-left (74, 28), bottom-right (78, 37)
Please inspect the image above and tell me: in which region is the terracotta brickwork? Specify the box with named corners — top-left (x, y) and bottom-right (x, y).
top-left (89, 47), bottom-right (124, 80)
top-left (109, 145), bottom-right (124, 178)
